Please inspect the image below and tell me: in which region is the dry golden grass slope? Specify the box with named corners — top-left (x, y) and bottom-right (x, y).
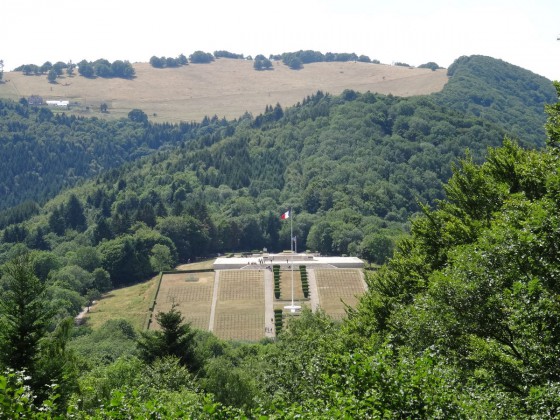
top-left (0, 59), bottom-right (448, 123)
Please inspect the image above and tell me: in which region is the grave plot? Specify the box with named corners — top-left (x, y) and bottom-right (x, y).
top-left (213, 270), bottom-right (265, 341)
top-left (314, 269), bottom-right (366, 320)
top-left (152, 272), bottom-right (214, 331)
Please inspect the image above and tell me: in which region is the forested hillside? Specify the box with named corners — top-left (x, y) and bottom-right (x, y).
top-left (435, 55), bottom-right (554, 145)
top-left (0, 103), bottom-right (233, 210)
top-left (0, 55), bottom-right (554, 216)
top-left (0, 56), bottom-right (554, 288)
top-left (1, 72), bottom-right (559, 418)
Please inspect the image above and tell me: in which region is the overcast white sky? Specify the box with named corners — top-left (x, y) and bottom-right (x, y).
top-left (2, 0), bottom-right (559, 80)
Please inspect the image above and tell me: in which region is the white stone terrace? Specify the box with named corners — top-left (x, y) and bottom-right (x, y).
top-left (213, 252), bottom-right (364, 270)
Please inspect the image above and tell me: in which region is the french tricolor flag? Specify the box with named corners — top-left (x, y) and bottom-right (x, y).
top-left (281, 210), bottom-right (290, 220)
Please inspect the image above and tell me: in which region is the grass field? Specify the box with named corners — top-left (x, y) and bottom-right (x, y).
top-left (82, 263), bottom-right (368, 339)
top-left (0, 59), bottom-right (448, 123)
top-left (213, 270), bottom-right (265, 341)
top-left (279, 270), bottom-right (305, 302)
top-left (314, 269), bottom-right (366, 321)
top-left (84, 275), bottom-right (159, 330)
top-left (151, 271), bottom-right (215, 331)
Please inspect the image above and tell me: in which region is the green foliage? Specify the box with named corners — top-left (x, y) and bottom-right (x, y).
top-left (47, 69), bottom-right (58, 83)
top-left (347, 136), bottom-right (560, 416)
top-left (545, 81), bottom-right (560, 149)
top-left (150, 243), bottom-right (174, 272)
top-left (137, 305), bottom-right (196, 368)
top-left (418, 61), bottom-right (441, 71)
top-left (150, 54), bottom-right (188, 68)
top-left (359, 233), bottom-right (394, 265)
top-left (439, 55), bottom-right (555, 146)
top-left (214, 50), bottom-right (244, 59)
top-left (202, 357), bottom-right (256, 409)
top-left (0, 98), bottom-right (226, 210)
top-left (0, 53), bottom-right (558, 417)
top-left (76, 58), bottom-right (135, 79)
top-left (253, 56), bottom-right (273, 71)
top-left (0, 254), bottom-right (55, 372)
top-left (70, 319), bottom-right (138, 367)
top-left (0, 255), bottom-right (78, 409)
top-left (189, 51), bottom-right (215, 64)
top-left (0, 370), bottom-right (62, 419)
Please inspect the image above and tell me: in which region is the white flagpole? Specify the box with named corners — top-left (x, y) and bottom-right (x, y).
top-left (290, 207), bottom-right (293, 252)
top-left (290, 207), bottom-right (294, 307)
top-left (284, 207), bottom-right (300, 313)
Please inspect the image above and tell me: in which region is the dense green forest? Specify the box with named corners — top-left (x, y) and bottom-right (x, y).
top-left (0, 104), bottom-right (233, 210)
top-left (0, 56), bottom-right (559, 417)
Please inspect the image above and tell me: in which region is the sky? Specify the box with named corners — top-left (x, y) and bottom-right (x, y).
top-left (2, 0), bottom-right (559, 80)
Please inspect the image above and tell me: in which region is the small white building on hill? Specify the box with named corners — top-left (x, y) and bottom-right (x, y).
top-left (46, 100), bottom-right (69, 108)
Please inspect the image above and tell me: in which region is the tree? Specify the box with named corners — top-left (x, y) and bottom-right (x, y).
top-left (156, 215), bottom-right (209, 262)
top-left (128, 108), bottom-right (148, 124)
top-left (111, 60), bottom-right (135, 78)
top-left (137, 305), bottom-right (195, 369)
top-left (92, 267), bottom-right (112, 292)
top-left (78, 62), bottom-right (95, 78)
top-left (189, 51), bottom-right (214, 64)
top-left (0, 59), bottom-right (3, 82)
top-left (63, 194), bottom-right (86, 231)
top-left (287, 56), bottom-right (303, 70)
top-left (150, 55), bottom-right (164, 68)
top-left (66, 60), bottom-right (75, 76)
top-left (52, 61), bottom-right (66, 76)
top-left (47, 69), bottom-right (58, 83)
top-left (253, 59), bottom-right (263, 71)
top-left (48, 207), bottom-right (66, 235)
top-left (419, 62), bottom-right (441, 71)
top-left (95, 63), bottom-right (112, 78)
top-left (254, 57), bottom-right (272, 71)
top-left (0, 254), bottom-right (77, 408)
top-left (545, 81), bottom-right (560, 150)
top-left (360, 233), bottom-right (394, 265)
top-left (150, 244), bottom-right (174, 272)
top-left (0, 254), bottom-right (55, 373)
top-left (98, 236), bottom-right (146, 286)
top-left (40, 61), bottom-right (52, 74)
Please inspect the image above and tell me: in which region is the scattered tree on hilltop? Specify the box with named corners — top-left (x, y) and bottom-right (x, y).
top-left (47, 69), bottom-right (58, 83)
top-left (419, 61), bottom-right (441, 71)
top-left (253, 55), bottom-right (273, 71)
top-left (77, 61), bottom-right (95, 78)
top-left (275, 50), bottom-right (367, 69)
top-left (75, 58), bottom-right (135, 79)
top-left (189, 51), bottom-right (214, 64)
top-left (214, 50), bottom-right (244, 59)
top-left (40, 61), bottom-right (52, 74)
top-left (150, 54), bottom-right (188, 68)
top-left (66, 60), bottom-right (75, 76)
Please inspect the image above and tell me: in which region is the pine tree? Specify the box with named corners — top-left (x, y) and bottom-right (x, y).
top-left (137, 304), bottom-right (195, 369)
top-left (0, 254), bottom-right (55, 372)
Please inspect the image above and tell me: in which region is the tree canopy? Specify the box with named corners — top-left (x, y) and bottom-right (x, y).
top-left (0, 54), bottom-right (559, 418)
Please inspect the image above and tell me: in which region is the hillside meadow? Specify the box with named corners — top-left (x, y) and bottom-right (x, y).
top-left (0, 59), bottom-right (448, 122)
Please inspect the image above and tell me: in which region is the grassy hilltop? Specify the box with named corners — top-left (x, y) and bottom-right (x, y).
top-left (0, 59), bottom-right (448, 122)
